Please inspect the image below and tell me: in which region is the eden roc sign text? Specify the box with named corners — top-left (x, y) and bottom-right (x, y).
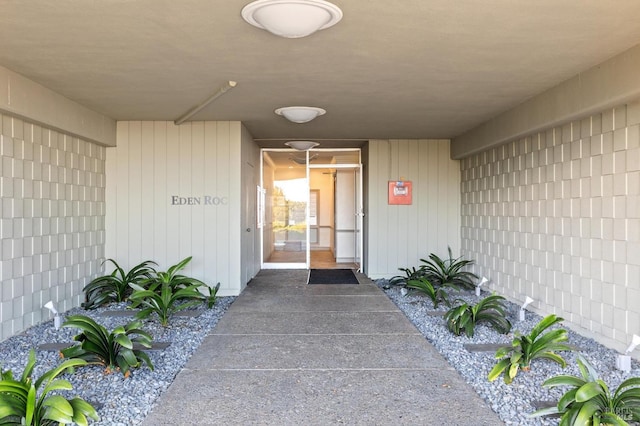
top-left (170, 195), bottom-right (228, 206)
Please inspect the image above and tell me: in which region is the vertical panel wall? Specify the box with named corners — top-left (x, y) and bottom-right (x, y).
top-left (0, 113), bottom-right (105, 340)
top-left (366, 139), bottom-right (461, 278)
top-left (461, 104), bottom-right (640, 353)
top-left (106, 121), bottom-right (247, 296)
top-left (240, 124), bottom-right (261, 286)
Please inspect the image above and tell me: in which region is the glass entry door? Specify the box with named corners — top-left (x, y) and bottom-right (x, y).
top-left (260, 148), bottom-right (362, 270)
top-left (260, 149), bottom-right (309, 268)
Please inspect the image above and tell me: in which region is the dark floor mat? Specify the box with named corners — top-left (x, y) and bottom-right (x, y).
top-left (308, 269), bottom-right (359, 284)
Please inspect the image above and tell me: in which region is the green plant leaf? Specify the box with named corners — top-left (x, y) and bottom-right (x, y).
top-left (574, 400), bottom-right (603, 424)
top-left (24, 385), bottom-right (36, 426)
top-left (575, 381), bottom-right (605, 402)
top-left (113, 334), bottom-right (133, 350)
top-left (529, 405), bottom-right (560, 418)
top-left (69, 397), bottom-right (100, 425)
top-left (42, 395), bottom-right (75, 423)
top-left (487, 358), bottom-right (510, 382)
top-left (534, 351), bottom-right (567, 368)
top-left (598, 412), bottom-right (630, 425)
top-left (543, 375), bottom-right (586, 388)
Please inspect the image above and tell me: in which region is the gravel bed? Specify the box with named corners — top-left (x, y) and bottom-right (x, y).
top-left (376, 279), bottom-right (640, 426)
top-left (0, 297), bottom-right (235, 425)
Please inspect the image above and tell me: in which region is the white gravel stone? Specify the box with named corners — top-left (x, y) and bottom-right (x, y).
top-left (376, 280), bottom-right (640, 426)
top-left (0, 297), bottom-right (234, 425)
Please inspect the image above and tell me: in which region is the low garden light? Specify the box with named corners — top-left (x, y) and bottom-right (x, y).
top-left (616, 334), bottom-right (640, 372)
top-left (44, 300), bottom-right (62, 330)
top-left (518, 296), bottom-right (534, 322)
top-left (475, 277), bottom-right (488, 297)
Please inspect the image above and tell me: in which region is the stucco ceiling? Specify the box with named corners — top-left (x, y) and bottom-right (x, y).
top-left (2, 1), bottom-right (640, 148)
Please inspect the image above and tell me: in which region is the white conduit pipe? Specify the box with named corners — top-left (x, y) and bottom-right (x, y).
top-left (174, 80), bottom-right (237, 125)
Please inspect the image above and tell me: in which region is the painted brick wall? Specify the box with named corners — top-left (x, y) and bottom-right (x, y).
top-left (0, 113), bottom-right (105, 341)
top-left (461, 104), bottom-right (640, 353)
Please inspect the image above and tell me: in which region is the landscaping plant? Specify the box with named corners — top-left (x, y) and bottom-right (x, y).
top-left (420, 247), bottom-right (478, 291)
top-left (406, 277), bottom-right (451, 308)
top-left (488, 314), bottom-right (573, 384)
top-left (444, 294), bottom-right (511, 337)
top-left (82, 259), bottom-right (157, 309)
top-left (389, 266), bottom-right (425, 287)
top-left (531, 354), bottom-right (640, 425)
top-left (129, 257), bottom-right (213, 325)
top-left (129, 280), bottom-right (205, 326)
top-left (205, 282), bottom-right (221, 309)
top-left (60, 315), bottom-right (154, 377)
top-left (136, 256), bottom-right (206, 295)
top-left (0, 349), bottom-right (98, 426)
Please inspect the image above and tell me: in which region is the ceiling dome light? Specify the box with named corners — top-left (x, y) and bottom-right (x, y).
top-left (275, 106), bottom-right (326, 123)
top-left (285, 141), bottom-right (319, 150)
top-left (241, 0), bottom-right (343, 38)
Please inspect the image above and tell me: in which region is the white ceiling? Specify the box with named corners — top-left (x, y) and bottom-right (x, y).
top-left (2, 1), bottom-right (640, 148)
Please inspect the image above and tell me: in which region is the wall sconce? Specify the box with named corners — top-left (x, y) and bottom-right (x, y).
top-left (44, 301), bottom-right (62, 330)
top-left (519, 296), bottom-right (534, 322)
top-left (475, 277), bottom-right (488, 297)
top-left (616, 334), bottom-right (640, 372)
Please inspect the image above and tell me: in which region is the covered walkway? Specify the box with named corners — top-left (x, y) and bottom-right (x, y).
top-left (142, 270), bottom-right (502, 425)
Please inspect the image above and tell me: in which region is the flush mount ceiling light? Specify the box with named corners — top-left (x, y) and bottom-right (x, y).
top-left (241, 0), bottom-right (343, 38)
top-left (285, 140), bottom-right (319, 150)
top-left (290, 153), bottom-right (319, 165)
top-left (275, 106), bottom-right (326, 123)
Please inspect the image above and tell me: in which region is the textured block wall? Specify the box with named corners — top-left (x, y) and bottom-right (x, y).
top-left (0, 113), bottom-right (105, 341)
top-left (461, 104), bottom-right (640, 352)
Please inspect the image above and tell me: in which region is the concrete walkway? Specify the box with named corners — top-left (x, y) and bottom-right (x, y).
top-left (142, 270), bottom-right (503, 425)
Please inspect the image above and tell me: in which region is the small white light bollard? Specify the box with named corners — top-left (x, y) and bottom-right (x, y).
top-left (475, 277), bottom-right (488, 297)
top-left (400, 288), bottom-right (409, 296)
top-left (616, 334), bottom-right (640, 372)
top-left (518, 296), bottom-right (534, 322)
top-left (44, 301), bottom-right (62, 330)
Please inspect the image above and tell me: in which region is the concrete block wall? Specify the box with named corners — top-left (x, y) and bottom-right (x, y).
top-left (0, 113), bottom-right (105, 341)
top-left (461, 103), bottom-right (640, 353)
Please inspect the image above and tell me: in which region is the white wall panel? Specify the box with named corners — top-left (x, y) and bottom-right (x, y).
top-left (366, 139), bottom-right (461, 279)
top-left (106, 121), bottom-right (249, 296)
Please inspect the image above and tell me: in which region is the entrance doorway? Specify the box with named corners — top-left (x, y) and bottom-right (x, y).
top-left (260, 149), bottom-right (363, 270)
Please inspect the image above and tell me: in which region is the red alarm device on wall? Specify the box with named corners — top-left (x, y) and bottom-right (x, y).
top-left (388, 181), bottom-right (412, 205)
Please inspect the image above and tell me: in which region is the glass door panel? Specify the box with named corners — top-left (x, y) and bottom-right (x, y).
top-left (261, 150), bottom-right (309, 268)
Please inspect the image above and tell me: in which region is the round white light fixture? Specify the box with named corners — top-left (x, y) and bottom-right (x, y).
top-left (275, 106), bottom-right (326, 123)
top-left (285, 140), bottom-right (319, 150)
top-left (241, 0), bottom-right (343, 38)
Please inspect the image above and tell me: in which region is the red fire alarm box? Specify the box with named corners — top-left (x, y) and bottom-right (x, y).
top-left (388, 181), bottom-right (412, 205)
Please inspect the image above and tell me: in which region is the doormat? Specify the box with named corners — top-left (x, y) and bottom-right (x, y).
top-left (308, 269), bottom-right (359, 284)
